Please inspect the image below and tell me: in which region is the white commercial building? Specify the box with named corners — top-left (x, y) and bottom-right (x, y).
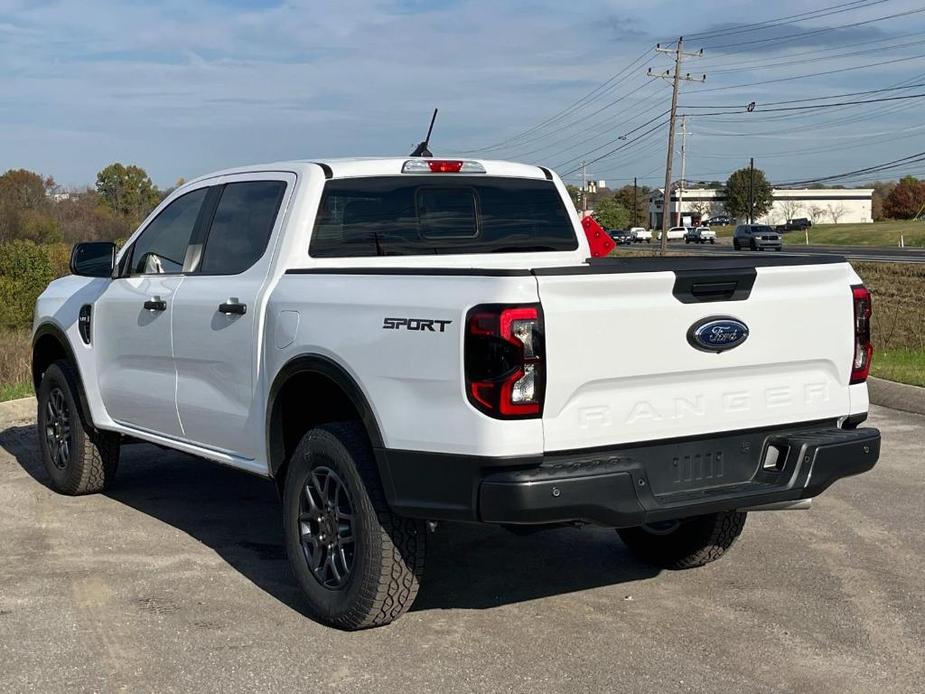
top-left (649, 188), bottom-right (873, 228)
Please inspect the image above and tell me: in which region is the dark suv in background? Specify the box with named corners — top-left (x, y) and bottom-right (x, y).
top-left (733, 224), bottom-right (782, 251)
top-left (775, 218), bottom-right (812, 232)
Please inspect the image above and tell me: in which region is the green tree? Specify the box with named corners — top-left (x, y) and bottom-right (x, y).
top-left (868, 180), bottom-right (896, 221)
top-left (883, 177), bottom-right (925, 219)
top-left (592, 198), bottom-right (631, 230)
top-left (0, 169), bottom-right (59, 243)
top-left (0, 240), bottom-right (56, 329)
top-left (96, 163), bottom-right (161, 225)
top-left (565, 184), bottom-right (581, 208)
top-left (612, 184), bottom-right (651, 226)
top-left (723, 167), bottom-right (774, 221)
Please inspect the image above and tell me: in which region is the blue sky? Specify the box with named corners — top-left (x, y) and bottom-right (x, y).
top-left (1, 0), bottom-right (924, 188)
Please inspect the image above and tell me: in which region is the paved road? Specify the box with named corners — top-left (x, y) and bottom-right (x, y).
top-left (1, 404), bottom-right (923, 693)
top-left (677, 242), bottom-right (925, 264)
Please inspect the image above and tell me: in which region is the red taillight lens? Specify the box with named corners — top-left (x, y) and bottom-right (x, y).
top-left (465, 304), bottom-right (544, 419)
top-left (850, 284), bottom-right (873, 384)
top-left (427, 160), bottom-right (464, 173)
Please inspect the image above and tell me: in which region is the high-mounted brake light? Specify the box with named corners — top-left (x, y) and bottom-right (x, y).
top-left (850, 284), bottom-right (873, 384)
top-left (465, 304), bottom-right (544, 419)
top-left (402, 159), bottom-right (486, 174)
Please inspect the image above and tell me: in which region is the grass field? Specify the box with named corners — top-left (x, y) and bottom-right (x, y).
top-left (871, 349), bottom-right (925, 387)
top-left (708, 220), bottom-right (924, 247)
top-left (0, 328), bottom-right (31, 402)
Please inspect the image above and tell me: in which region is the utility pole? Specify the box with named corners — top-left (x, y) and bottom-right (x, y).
top-left (677, 115), bottom-right (688, 227)
top-left (633, 177), bottom-right (638, 227)
top-left (581, 161), bottom-right (588, 215)
top-left (649, 37), bottom-right (704, 254)
top-left (748, 157), bottom-right (755, 224)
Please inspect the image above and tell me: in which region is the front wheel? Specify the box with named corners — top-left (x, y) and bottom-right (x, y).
top-left (36, 360), bottom-right (119, 495)
top-left (283, 422), bottom-right (425, 630)
top-left (617, 511), bottom-right (746, 569)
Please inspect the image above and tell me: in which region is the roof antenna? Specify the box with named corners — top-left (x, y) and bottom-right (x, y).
top-left (409, 108), bottom-right (438, 157)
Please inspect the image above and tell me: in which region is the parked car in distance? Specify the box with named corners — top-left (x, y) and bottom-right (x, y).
top-left (608, 229), bottom-right (635, 245)
top-left (775, 218), bottom-right (812, 232)
top-left (629, 227), bottom-right (651, 243)
top-left (733, 224), bottom-right (783, 251)
top-left (685, 227), bottom-right (716, 244)
top-left (656, 226), bottom-right (688, 241)
top-left (704, 215), bottom-right (732, 227)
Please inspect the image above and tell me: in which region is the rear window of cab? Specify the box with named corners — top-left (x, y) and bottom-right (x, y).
top-left (309, 176), bottom-right (578, 257)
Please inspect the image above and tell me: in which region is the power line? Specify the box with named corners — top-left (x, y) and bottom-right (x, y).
top-left (681, 91), bottom-right (925, 117)
top-left (497, 80), bottom-right (660, 158)
top-left (682, 0), bottom-right (892, 41)
top-left (558, 118), bottom-right (669, 176)
top-left (703, 35), bottom-right (925, 75)
top-left (459, 47), bottom-right (654, 153)
top-left (680, 81), bottom-right (925, 108)
top-left (552, 110), bottom-right (671, 170)
top-left (705, 6), bottom-right (925, 52)
top-left (696, 52), bottom-right (925, 93)
top-left (775, 150), bottom-right (925, 186)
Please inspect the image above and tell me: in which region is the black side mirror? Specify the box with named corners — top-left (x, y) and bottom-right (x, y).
top-left (70, 242), bottom-right (116, 278)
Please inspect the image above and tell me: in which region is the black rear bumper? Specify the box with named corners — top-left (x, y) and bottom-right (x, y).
top-left (375, 420), bottom-right (880, 528)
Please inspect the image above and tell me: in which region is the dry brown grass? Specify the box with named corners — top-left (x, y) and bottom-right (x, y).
top-left (0, 328), bottom-right (31, 388)
top-left (853, 262), bottom-right (925, 351)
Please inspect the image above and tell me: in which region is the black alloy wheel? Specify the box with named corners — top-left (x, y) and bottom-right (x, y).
top-left (44, 387), bottom-right (72, 469)
top-left (298, 466), bottom-right (355, 590)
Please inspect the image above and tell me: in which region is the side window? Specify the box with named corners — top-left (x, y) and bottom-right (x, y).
top-left (130, 188), bottom-right (207, 275)
top-left (198, 181), bottom-right (286, 275)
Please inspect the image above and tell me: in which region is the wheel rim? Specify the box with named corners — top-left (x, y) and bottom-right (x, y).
top-left (44, 387), bottom-right (72, 470)
top-left (298, 466), bottom-right (355, 590)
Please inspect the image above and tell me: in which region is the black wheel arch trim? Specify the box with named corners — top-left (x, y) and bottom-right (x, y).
top-left (32, 322), bottom-right (95, 430)
top-left (266, 354), bottom-right (387, 481)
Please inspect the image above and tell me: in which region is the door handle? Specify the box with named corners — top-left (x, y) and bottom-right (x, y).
top-left (143, 298), bottom-right (167, 311)
top-left (218, 300), bottom-right (247, 316)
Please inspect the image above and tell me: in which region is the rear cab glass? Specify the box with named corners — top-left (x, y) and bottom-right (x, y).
top-left (309, 176), bottom-right (578, 257)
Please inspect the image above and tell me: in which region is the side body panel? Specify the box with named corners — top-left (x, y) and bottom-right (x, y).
top-left (264, 272), bottom-right (544, 457)
top-left (94, 275), bottom-right (185, 437)
top-left (172, 172), bottom-right (298, 460)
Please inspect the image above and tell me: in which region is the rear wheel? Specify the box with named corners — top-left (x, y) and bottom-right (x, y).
top-left (36, 360), bottom-right (119, 495)
top-left (283, 422), bottom-right (425, 630)
top-left (617, 511), bottom-right (746, 569)
top-left (732, 240), bottom-right (740, 250)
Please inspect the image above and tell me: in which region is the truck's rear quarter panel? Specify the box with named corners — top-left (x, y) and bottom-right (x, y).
top-left (266, 271), bottom-right (543, 457)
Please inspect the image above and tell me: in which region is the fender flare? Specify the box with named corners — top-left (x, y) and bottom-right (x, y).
top-left (32, 322), bottom-right (95, 429)
top-left (265, 354), bottom-right (385, 479)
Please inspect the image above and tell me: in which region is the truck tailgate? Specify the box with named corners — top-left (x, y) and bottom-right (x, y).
top-left (534, 258), bottom-right (857, 451)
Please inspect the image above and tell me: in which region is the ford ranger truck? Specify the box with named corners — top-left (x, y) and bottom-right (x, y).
top-left (32, 157), bottom-right (880, 630)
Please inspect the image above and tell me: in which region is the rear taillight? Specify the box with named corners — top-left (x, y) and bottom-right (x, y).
top-left (850, 284), bottom-right (873, 384)
top-left (465, 304), bottom-right (544, 418)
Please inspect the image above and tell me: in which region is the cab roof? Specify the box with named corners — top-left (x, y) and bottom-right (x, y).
top-left (185, 157), bottom-right (554, 185)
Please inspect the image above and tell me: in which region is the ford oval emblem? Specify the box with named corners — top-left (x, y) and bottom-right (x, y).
top-left (687, 316), bottom-right (749, 353)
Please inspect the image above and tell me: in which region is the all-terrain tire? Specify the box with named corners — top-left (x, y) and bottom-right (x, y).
top-left (36, 360), bottom-right (119, 495)
top-left (283, 422), bottom-right (425, 630)
top-left (617, 511), bottom-right (747, 570)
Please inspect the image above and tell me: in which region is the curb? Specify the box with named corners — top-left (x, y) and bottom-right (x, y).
top-left (0, 396), bottom-right (36, 426)
top-left (868, 377), bottom-right (925, 416)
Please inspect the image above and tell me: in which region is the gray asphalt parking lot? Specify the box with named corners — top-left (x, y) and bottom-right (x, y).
top-left (1, 402), bottom-right (922, 693)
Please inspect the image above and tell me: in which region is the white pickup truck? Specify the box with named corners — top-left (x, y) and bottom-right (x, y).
top-left (32, 157), bottom-right (879, 630)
